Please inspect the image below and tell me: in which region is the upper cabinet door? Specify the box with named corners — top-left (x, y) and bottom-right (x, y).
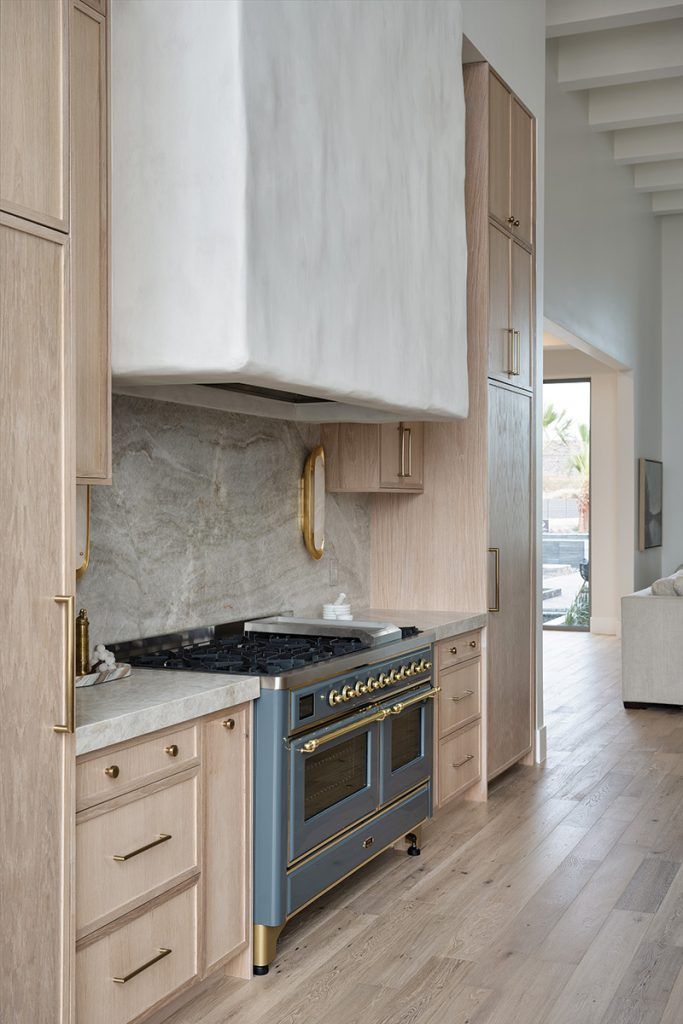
top-left (0, 0), bottom-right (69, 231)
top-left (72, 0), bottom-right (111, 483)
top-left (510, 242), bottom-right (534, 390)
top-left (488, 223), bottom-right (511, 383)
top-left (510, 98), bottom-right (534, 249)
top-left (488, 73), bottom-right (510, 231)
top-left (380, 423), bottom-right (425, 491)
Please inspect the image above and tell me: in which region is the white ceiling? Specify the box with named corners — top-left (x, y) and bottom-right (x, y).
top-left (546, 0), bottom-right (683, 215)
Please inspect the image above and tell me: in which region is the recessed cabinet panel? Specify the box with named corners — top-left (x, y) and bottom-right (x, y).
top-left (511, 98), bottom-right (534, 248)
top-left (511, 242), bottom-right (534, 391)
top-left (488, 73), bottom-right (510, 230)
top-left (488, 224), bottom-right (511, 382)
top-left (0, 0), bottom-right (69, 230)
top-left (72, 0), bottom-right (111, 483)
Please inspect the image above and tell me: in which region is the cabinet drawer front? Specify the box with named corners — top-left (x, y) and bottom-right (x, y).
top-left (437, 631), bottom-right (481, 671)
top-left (438, 722), bottom-right (481, 805)
top-left (77, 885), bottom-right (198, 1024)
top-left (77, 725), bottom-right (198, 809)
top-left (77, 776), bottom-right (198, 934)
top-left (439, 660), bottom-right (481, 736)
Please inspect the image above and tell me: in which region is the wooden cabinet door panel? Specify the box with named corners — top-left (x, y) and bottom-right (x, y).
top-left (488, 73), bottom-right (510, 229)
top-left (203, 706), bottom-right (251, 974)
top-left (72, 0), bottom-right (111, 482)
top-left (0, 0), bottom-right (69, 230)
top-left (488, 223), bottom-right (511, 382)
top-left (487, 384), bottom-right (532, 779)
top-left (0, 214), bottom-right (74, 1022)
top-left (511, 97), bottom-right (533, 248)
top-left (510, 241), bottom-right (533, 390)
top-left (380, 422), bottom-right (424, 490)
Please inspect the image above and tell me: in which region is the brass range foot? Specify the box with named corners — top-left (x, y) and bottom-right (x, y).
top-left (253, 923), bottom-right (284, 976)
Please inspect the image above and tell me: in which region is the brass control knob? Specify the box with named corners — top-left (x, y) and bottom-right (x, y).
top-left (328, 690), bottom-right (341, 707)
top-left (367, 677), bottom-right (378, 691)
top-left (341, 684), bottom-right (355, 702)
top-left (425, 660), bottom-right (433, 670)
top-left (409, 662), bottom-right (420, 674)
top-left (378, 673), bottom-right (388, 688)
top-left (397, 665), bottom-right (408, 680)
top-left (388, 669), bottom-right (398, 682)
top-left (355, 680), bottom-right (368, 696)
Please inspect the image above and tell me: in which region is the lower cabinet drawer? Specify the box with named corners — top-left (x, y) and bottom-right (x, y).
top-left (77, 775), bottom-right (198, 934)
top-left (287, 783), bottom-right (431, 916)
top-left (437, 631), bottom-right (481, 671)
top-left (439, 659), bottom-right (481, 736)
top-left (438, 721), bottom-right (481, 805)
top-left (77, 884), bottom-right (198, 1024)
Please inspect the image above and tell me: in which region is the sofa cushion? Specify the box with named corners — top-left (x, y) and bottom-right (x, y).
top-left (652, 571), bottom-right (683, 596)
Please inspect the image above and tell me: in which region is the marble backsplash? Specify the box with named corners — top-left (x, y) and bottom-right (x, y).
top-left (77, 396), bottom-right (372, 644)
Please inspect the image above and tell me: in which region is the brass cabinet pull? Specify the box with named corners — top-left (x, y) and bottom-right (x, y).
top-left (104, 765), bottom-right (120, 779)
top-left (488, 547), bottom-right (500, 613)
top-left (113, 833), bottom-right (171, 862)
top-left (164, 744), bottom-right (179, 757)
top-left (452, 753), bottom-right (475, 769)
top-left (53, 595), bottom-right (75, 734)
top-left (506, 328), bottom-right (515, 376)
top-left (398, 424), bottom-right (413, 479)
top-left (450, 689), bottom-right (474, 703)
top-left (513, 330), bottom-right (521, 376)
top-left (222, 718), bottom-right (235, 730)
top-left (113, 947), bottom-right (172, 984)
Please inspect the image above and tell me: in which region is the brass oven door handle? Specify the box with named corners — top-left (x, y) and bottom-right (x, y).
top-left (53, 595), bottom-right (75, 733)
top-left (450, 689), bottom-right (474, 703)
top-left (488, 547), bottom-right (500, 613)
top-left (113, 833), bottom-right (172, 862)
top-left (389, 686), bottom-right (441, 716)
top-left (298, 707), bottom-right (390, 754)
top-left (113, 947), bottom-right (172, 984)
top-left (452, 754), bottom-right (475, 769)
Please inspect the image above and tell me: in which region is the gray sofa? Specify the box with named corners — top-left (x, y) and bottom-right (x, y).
top-left (621, 571), bottom-right (683, 707)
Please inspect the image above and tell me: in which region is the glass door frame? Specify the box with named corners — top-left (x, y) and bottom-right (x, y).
top-left (542, 376), bottom-right (592, 633)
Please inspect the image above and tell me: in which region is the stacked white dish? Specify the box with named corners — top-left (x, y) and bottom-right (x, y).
top-left (323, 594), bottom-right (353, 621)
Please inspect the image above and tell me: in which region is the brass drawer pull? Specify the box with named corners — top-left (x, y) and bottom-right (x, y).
top-left (164, 744), bottom-right (179, 757)
top-left (113, 833), bottom-right (171, 862)
top-left (469, 640), bottom-right (478, 649)
top-left (222, 718), bottom-right (235, 730)
top-left (449, 646), bottom-right (458, 655)
top-left (452, 754), bottom-right (475, 769)
top-left (104, 765), bottom-right (120, 779)
top-left (113, 947), bottom-right (172, 984)
top-left (450, 689), bottom-right (474, 703)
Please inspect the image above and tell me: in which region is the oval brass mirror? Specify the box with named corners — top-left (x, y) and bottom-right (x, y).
top-left (301, 446), bottom-right (325, 560)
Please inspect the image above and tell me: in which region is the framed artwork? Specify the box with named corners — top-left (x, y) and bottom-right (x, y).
top-left (638, 458), bottom-right (663, 551)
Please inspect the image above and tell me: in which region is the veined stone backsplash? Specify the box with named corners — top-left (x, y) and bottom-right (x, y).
top-left (77, 396), bottom-right (372, 644)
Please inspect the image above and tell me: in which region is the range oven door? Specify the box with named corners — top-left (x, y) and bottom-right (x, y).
top-left (289, 707), bottom-right (383, 864)
top-left (380, 684), bottom-right (437, 805)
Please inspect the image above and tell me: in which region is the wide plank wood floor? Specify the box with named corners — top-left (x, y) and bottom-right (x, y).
top-left (167, 631), bottom-right (683, 1024)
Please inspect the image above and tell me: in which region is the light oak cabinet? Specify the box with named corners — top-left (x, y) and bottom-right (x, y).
top-left (0, 0), bottom-right (69, 231)
top-left (488, 224), bottom-right (533, 391)
top-left (487, 384), bottom-right (532, 779)
top-left (76, 707), bottom-right (252, 1024)
top-left (434, 631), bottom-right (484, 809)
top-left (0, 214), bottom-right (74, 1022)
top-left (71, 0), bottom-right (111, 483)
top-left (488, 71), bottom-right (534, 249)
top-left (322, 422), bottom-right (424, 493)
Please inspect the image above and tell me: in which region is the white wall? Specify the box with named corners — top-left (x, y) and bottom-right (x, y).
top-left (661, 215), bottom-right (683, 574)
top-left (545, 42), bottom-right (663, 589)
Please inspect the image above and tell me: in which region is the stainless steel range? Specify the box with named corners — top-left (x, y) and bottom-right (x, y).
top-left (110, 615), bottom-right (437, 975)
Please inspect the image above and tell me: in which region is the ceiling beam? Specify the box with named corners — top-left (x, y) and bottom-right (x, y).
top-left (652, 188), bottom-right (683, 211)
top-left (589, 76), bottom-right (683, 129)
top-left (557, 19), bottom-right (683, 90)
top-left (614, 122), bottom-right (683, 162)
top-left (634, 158), bottom-right (683, 189)
top-left (547, 0), bottom-right (683, 37)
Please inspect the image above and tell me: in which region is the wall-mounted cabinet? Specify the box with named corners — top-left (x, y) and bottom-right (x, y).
top-left (488, 71), bottom-right (534, 250)
top-left (71, 0), bottom-right (111, 484)
top-left (0, 0), bottom-right (69, 232)
top-left (323, 423), bottom-right (424, 494)
top-left (488, 224), bottom-right (534, 391)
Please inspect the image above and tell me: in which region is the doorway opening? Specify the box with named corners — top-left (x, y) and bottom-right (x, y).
top-left (542, 378), bottom-right (591, 630)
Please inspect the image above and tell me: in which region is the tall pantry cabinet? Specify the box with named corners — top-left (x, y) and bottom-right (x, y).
top-left (0, 0), bottom-right (110, 1019)
top-left (370, 62), bottom-right (536, 790)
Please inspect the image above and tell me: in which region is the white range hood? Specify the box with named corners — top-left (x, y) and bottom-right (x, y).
top-left (111, 0), bottom-right (468, 422)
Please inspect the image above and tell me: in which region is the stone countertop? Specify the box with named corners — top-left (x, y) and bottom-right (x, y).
top-left (357, 608), bottom-right (487, 643)
top-left (76, 670), bottom-right (259, 756)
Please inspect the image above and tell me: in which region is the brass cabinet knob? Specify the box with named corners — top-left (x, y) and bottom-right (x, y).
top-left (469, 640), bottom-right (477, 649)
top-left (513, 219), bottom-right (520, 227)
top-left (164, 744), bottom-right (179, 757)
top-left (222, 718), bottom-right (236, 730)
top-left (507, 216), bottom-right (515, 224)
top-left (104, 765), bottom-right (119, 779)
top-left (449, 646), bottom-right (458, 655)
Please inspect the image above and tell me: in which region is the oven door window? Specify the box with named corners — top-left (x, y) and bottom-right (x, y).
top-left (304, 732), bottom-right (368, 821)
top-left (391, 706), bottom-right (422, 773)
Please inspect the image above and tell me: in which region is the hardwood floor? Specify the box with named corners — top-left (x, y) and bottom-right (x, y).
top-left (166, 631), bottom-right (683, 1024)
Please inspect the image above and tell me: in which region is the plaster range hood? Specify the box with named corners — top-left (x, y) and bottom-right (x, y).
top-left (111, 0), bottom-right (469, 423)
